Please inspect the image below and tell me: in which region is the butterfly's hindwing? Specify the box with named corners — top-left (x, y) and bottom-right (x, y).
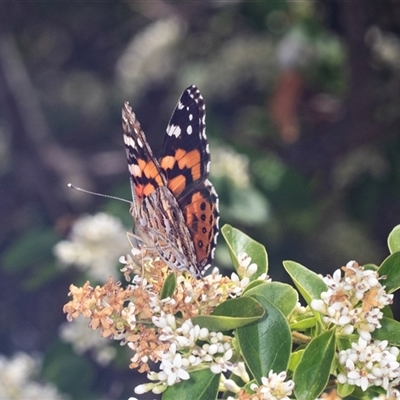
top-left (180, 180), bottom-right (219, 270)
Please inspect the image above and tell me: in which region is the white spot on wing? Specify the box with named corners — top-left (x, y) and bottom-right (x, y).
top-left (167, 124), bottom-right (181, 138)
top-left (189, 114), bottom-right (193, 121)
top-left (124, 135), bottom-right (136, 149)
top-left (129, 163), bottom-right (142, 177)
top-left (187, 125), bottom-right (193, 134)
top-left (137, 137), bottom-right (143, 148)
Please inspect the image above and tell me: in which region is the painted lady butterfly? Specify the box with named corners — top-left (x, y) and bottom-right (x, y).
top-left (122, 85), bottom-right (219, 278)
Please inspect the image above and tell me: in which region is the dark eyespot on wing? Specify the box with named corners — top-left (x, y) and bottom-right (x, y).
top-left (180, 180), bottom-right (219, 274)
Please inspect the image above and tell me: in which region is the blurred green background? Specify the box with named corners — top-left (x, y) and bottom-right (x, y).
top-left (1, 1), bottom-right (400, 399)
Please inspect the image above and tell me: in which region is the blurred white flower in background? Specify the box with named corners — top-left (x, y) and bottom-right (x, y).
top-left (59, 315), bottom-right (116, 366)
top-left (54, 212), bottom-right (129, 282)
top-left (0, 353), bottom-right (68, 400)
top-left (116, 17), bottom-right (185, 99)
top-left (211, 145), bottom-right (250, 189)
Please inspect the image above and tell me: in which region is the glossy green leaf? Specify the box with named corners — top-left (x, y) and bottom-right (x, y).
top-left (337, 336), bottom-right (352, 352)
top-left (160, 272), bottom-right (176, 299)
top-left (337, 382), bottom-right (354, 398)
top-left (243, 279), bottom-right (265, 293)
top-left (163, 369), bottom-right (219, 400)
top-left (290, 316), bottom-right (317, 330)
top-left (371, 317), bottom-right (400, 345)
top-left (288, 350), bottom-right (304, 372)
top-left (382, 305), bottom-right (394, 318)
top-left (293, 330), bottom-right (335, 400)
top-left (221, 224), bottom-right (268, 278)
top-left (363, 263), bottom-right (378, 271)
top-left (388, 225), bottom-right (400, 254)
top-left (283, 261), bottom-right (327, 305)
top-left (244, 282), bottom-right (298, 317)
top-left (192, 297), bottom-right (264, 331)
top-left (378, 252), bottom-right (400, 293)
top-left (237, 295), bottom-right (291, 383)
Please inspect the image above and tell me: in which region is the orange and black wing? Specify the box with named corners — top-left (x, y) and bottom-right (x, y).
top-left (159, 86), bottom-right (219, 273)
top-left (122, 102), bottom-right (166, 201)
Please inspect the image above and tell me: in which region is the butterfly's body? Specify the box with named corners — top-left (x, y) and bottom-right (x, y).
top-left (122, 86), bottom-right (219, 278)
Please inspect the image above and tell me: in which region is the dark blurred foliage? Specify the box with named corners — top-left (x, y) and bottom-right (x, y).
top-left (1, 1), bottom-right (400, 399)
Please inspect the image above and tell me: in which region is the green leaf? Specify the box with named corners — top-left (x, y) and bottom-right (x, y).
top-left (378, 252), bottom-right (400, 293)
top-left (337, 336), bottom-right (352, 352)
top-left (290, 316), bottom-right (317, 330)
top-left (160, 272), bottom-right (176, 299)
top-left (243, 280), bottom-right (265, 293)
top-left (22, 262), bottom-right (59, 290)
top-left (388, 225), bottom-right (400, 254)
top-left (382, 305), bottom-right (394, 319)
top-left (192, 297), bottom-right (264, 331)
top-left (2, 228), bottom-right (59, 272)
top-left (221, 224), bottom-right (268, 278)
top-left (163, 369), bottom-right (219, 400)
top-left (363, 263), bottom-right (378, 271)
top-left (288, 350), bottom-right (304, 372)
top-left (244, 282), bottom-right (298, 317)
top-left (283, 261), bottom-right (327, 305)
top-left (371, 317), bottom-right (400, 345)
top-left (42, 342), bottom-right (95, 397)
top-left (337, 382), bottom-right (354, 398)
top-left (237, 295), bottom-right (291, 384)
top-left (293, 330), bottom-right (336, 400)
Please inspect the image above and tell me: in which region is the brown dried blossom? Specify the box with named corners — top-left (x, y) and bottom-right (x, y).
top-left (64, 249), bottom-right (256, 376)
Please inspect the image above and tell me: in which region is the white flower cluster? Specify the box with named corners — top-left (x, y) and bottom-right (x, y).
top-left (54, 212), bottom-right (129, 281)
top-left (234, 252), bottom-right (269, 285)
top-left (224, 370), bottom-right (294, 400)
top-left (120, 253), bottom-right (269, 395)
top-left (338, 337), bottom-right (400, 397)
top-left (116, 17), bottom-right (183, 98)
top-left (134, 317), bottom-right (233, 395)
top-left (211, 145), bottom-right (250, 189)
top-left (311, 260), bottom-right (393, 340)
top-left (0, 353), bottom-right (67, 400)
top-left (59, 315), bottom-right (116, 366)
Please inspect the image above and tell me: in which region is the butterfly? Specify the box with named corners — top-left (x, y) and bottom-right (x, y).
top-left (122, 85), bottom-right (219, 278)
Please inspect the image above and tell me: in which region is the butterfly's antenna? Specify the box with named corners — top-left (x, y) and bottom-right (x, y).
top-left (67, 183), bottom-right (131, 204)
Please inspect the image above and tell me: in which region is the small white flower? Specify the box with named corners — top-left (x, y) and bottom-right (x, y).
top-left (134, 382), bottom-right (155, 394)
top-left (231, 361), bottom-right (250, 382)
top-left (224, 379), bottom-right (241, 393)
top-left (249, 370), bottom-right (294, 399)
top-left (159, 353), bottom-right (190, 386)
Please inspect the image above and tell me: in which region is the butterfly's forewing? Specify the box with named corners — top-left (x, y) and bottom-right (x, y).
top-left (122, 102), bottom-right (167, 201)
top-left (159, 86), bottom-right (219, 274)
top-left (159, 85), bottom-right (210, 200)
